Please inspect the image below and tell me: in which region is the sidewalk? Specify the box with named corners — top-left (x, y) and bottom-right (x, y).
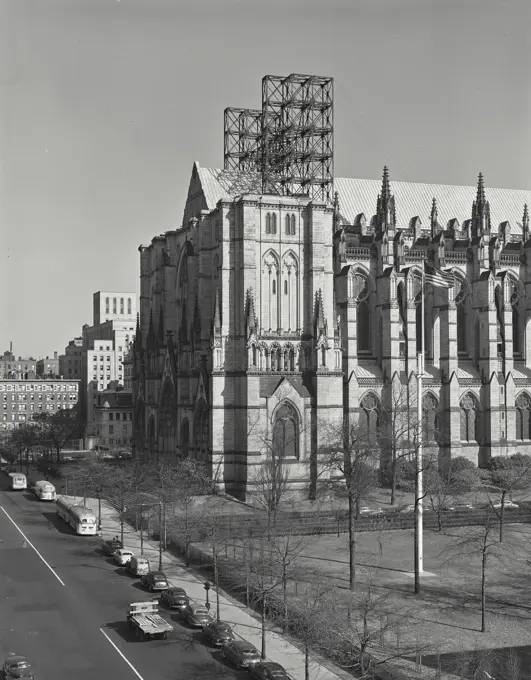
top-left (72, 495), bottom-right (349, 680)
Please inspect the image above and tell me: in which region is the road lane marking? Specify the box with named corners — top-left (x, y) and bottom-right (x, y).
top-left (100, 628), bottom-right (146, 680)
top-left (0, 506), bottom-right (66, 587)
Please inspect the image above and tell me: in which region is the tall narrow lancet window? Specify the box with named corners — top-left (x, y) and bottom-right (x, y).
top-left (516, 393), bottom-right (531, 440)
top-left (127, 298), bottom-right (132, 315)
top-left (271, 213), bottom-right (277, 234)
top-left (495, 285), bottom-right (504, 358)
top-left (456, 280), bottom-right (468, 355)
top-left (511, 281), bottom-right (521, 357)
top-left (290, 214), bottom-right (296, 235)
top-left (120, 298), bottom-right (124, 314)
top-left (105, 297), bottom-right (110, 314)
top-left (352, 273), bottom-right (371, 354)
top-left (113, 298), bottom-right (117, 314)
top-left (422, 394), bottom-right (440, 444)
top-left (460, 394), bottom-right (480, 443)
top-left (415, 292), bottom-right (423, 353)
top-left (359, 394), bottom-right (380, 444)
top-left (272, 402), bottom-right (299, 458)
top-left (266, 213), bottom-right (272, 234)
top-left (285, 215), bottom-right (290, 235)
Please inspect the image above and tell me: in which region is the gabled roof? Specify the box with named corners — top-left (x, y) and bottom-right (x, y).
top-left (183, 163), bottom-right (531, 234)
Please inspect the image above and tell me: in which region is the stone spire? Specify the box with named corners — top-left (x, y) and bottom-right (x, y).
top-left (523, 204), bottom-right (529, 242)
top-left (246, 289), bottom-right (257, 335)
top-left (333, 191), bottom-right (341, 230)
top-left (430, 197), bottom-right (440, 237)
top-left (212, 288), bottom-right (221, 336)
top-left (376, 166), bottom-right (396, 234)
top-left (134, 313), bottom-right (141, 350)
top-left (472, 172), bottom-right (491, 238)
top-left (315, 290), bottom-right (327, 338)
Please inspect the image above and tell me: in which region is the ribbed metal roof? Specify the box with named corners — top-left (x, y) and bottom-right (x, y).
top-left (334, 177), bottom-right (531, 232)
top-left (196, 164), bottom-right (531, 232)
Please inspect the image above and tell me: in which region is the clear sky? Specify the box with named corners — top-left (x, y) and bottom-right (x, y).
top-left (1, 0), bottom-right (530, 359)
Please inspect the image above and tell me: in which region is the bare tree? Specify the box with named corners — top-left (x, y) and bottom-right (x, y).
top-left (268, 526), bottom-right (312, 632)
top-left (319, 417), bottom-right (379, 590)
top-left (378, 382), bottom-right (419, 506)
top-left (171, 458), bottom-right (212, 566)
top-left (424, 454), bottom-right (481, 532)
top-left (290, 580), bottom-right (335, 680)
top-left (330, 572), bottom-right (426, 679)
top-left (441, 504), bottom-right (521, 633)
top-left (33, 409), bottom-right (84, 464)
top-left (485, 453), bottom-right (531, 542)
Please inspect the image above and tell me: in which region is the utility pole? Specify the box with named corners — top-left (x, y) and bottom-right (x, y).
top-left (158, 502), bottom-right (163, 571)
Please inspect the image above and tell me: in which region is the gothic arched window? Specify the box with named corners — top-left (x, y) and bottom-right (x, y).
top-left (516, 393), bottom-right (531, 440)
top-left (495, 285), bottom-right (504, 358)
top-left (120, 297), bottom-right (124, 314)
top-left (290, 214), bottom-right (296, 235)
top-left (511, 281), bottom-right (521, 356)
top-left (194, 403), bottom-right (209, 461)
top-left (128, 298), bottom-right (132, 315)
top-left (272, 402), bottom-right (299, 459)
top-left (460, 393), bottom-right (480, 443)
top-left (422, 393), bottom-right (440, 443)
top-left (266, 213), bottom-right (272, 234)
top-left (357, 301), bottom-right (370, 352)
top-left (113, 297), bottom-right (117, 314)
top-left (105, 297), bottom-right (110, 314)
top-left (271, 213), bottom-right (277, 235)
top-left (359, 393), bottom-right (380, 443)
top-left (455, 280), bottom-right (468, 354)
top-left (285, 215), bottom-right (290, 235)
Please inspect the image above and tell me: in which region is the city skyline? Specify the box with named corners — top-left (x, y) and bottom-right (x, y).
top-left (1, 0), bottom-right (530, 357)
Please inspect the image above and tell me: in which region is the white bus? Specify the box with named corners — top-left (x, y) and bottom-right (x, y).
top-left (56, 495), bottom-right (97, 535)
top-left (33, 480), bottom-right (57, 501)
top-left (9, 473), bottom-right (27, 491)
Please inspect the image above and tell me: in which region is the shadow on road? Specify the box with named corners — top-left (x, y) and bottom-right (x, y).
top-left (104, 620), bottom-right (138, 643)
top-left (40, 511), bottom-right (75, 535)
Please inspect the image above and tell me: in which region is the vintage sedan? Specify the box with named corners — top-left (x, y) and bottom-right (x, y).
top-left (221, 640), bottom-right (261, 668)
top-left (141, 571), bottom-right (169, 592)
top-left (202, 621), bottom-right (235, 646)
top-left (160, 586), bottom-right (189, 610)
top-left (249, 661), bottom-right (289, 680)
top-left (112, 548), bottom-right (134, 566)
top-left (2, 655), bottom-right (35, 679)
top-left (182, 604), bottom-right (213, 627)
top-left (101, 538), bottom-right (123, 556)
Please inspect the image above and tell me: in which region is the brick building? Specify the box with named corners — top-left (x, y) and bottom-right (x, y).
top-left (94, 387), bottom-right (133, 449)
top-left (0, 378), bottom-right (80, 431)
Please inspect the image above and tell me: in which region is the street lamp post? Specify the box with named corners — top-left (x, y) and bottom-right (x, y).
top-left (158, 502), bottom-right (163, 571)
top-left (140, 505), bottom-right (144, 556)
top-left (204, 581), bottom-right (211, 611)
top-left (97, 489), bottom-right (102, 534)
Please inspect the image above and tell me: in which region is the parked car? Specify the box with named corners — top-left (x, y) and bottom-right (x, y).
top-left (221, 640), bottom-right (261, 668)
top-left (2, 655), bottom-right (35, 679)
top-left (160, 586), bottom-right (189, 610)
top-left (249, 661), bottom-right (289, 680)
top-left (442, 503), bottom-right (474, 511)
top-left (101, 538), bottom-right (123, 556)
top-left (125, 556), bottom-right (150, 577)
top-left (112, 548), bottom-right (134, 566)
top-left (202, 621), bottom-right (235, 646)
top-left (182, 603), bottom-right (213, 627)
top-left (492, 500), bottom-right (519, 509)
top-left (398, 504), bottom-right (416, 513)
top-left (141, 571), bottom-right (169, 592)
top-left (359, 506), bottom-right (373, 516)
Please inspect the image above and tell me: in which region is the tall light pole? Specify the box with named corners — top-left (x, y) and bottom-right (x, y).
top-left (158, 501), bottom-right (163, 571)
top-left (414, 270), bottom-right (425, 595)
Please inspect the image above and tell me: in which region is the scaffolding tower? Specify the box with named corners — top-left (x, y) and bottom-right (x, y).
top-left (223, 73), bottom-right (334, 203)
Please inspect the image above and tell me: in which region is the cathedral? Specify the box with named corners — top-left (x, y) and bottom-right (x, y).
top-left (132, 160), bottom-right (531, 501)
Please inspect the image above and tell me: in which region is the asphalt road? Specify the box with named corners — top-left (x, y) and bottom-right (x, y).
top-left (0, 474), bottom-right (245, 680)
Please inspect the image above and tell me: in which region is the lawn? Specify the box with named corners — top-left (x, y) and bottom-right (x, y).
top-left (194, 521), bottom-right (531, 678)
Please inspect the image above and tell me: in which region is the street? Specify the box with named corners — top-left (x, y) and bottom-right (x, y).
top-left (0, 474), bottom-right (244, 680)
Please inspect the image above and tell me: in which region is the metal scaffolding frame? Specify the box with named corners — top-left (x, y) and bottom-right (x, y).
top-left (223, 74), bottom-right (334, 203)
top-left (223, 108), bottom-right (262, 173)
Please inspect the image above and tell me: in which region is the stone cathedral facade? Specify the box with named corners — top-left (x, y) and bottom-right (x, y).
top-left (132, 161), bottom-right (531, 500)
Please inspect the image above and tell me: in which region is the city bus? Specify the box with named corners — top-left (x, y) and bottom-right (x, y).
top-left (33, 480), bottom-right (57, 501)
top-left (9, 473), bottom-right (27, 491)
top-left (56, 495), bottom-right (97, 535)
